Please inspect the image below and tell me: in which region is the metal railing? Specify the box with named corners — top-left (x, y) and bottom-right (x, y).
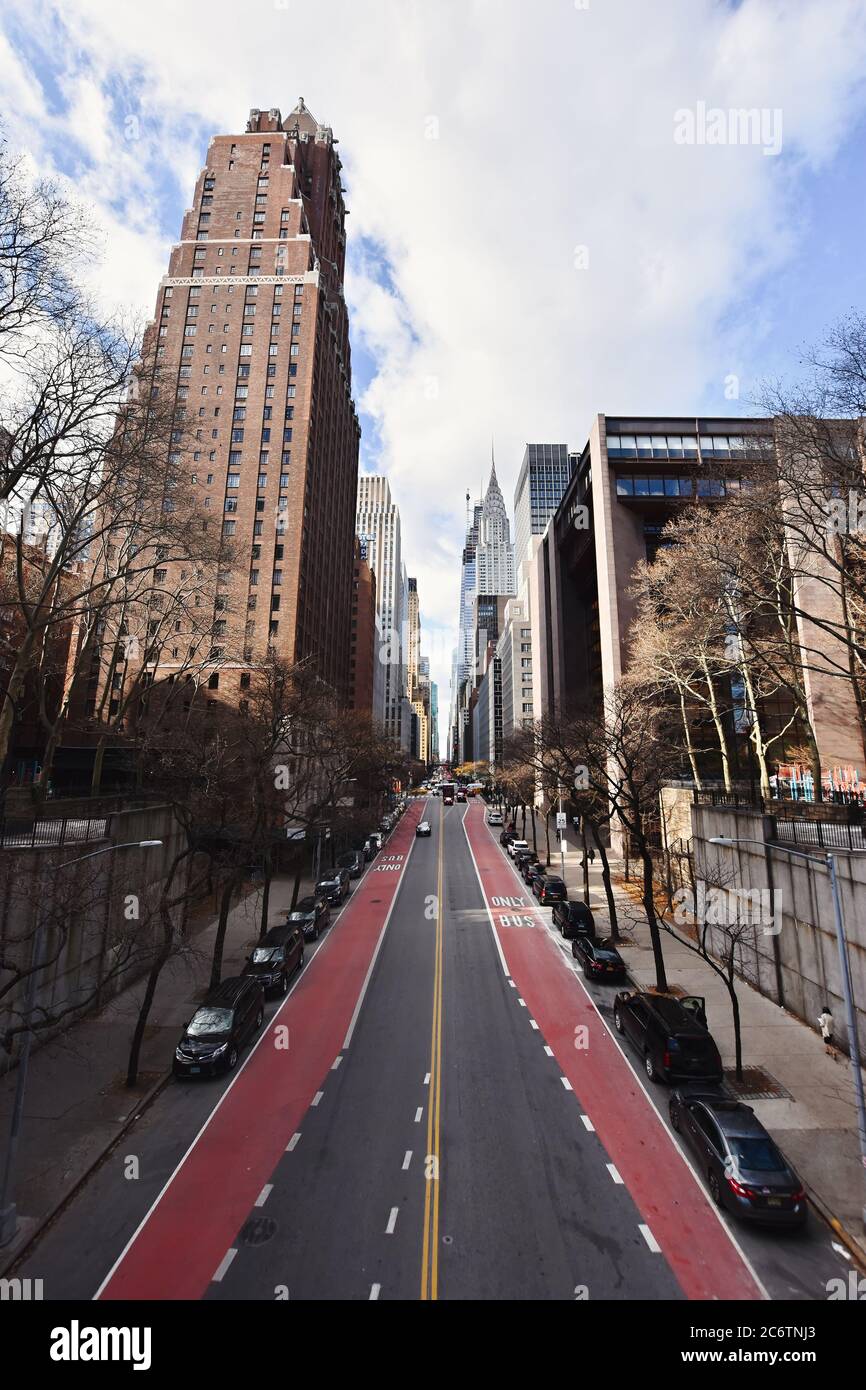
top-left (0, 815), bottom-right (111, 850)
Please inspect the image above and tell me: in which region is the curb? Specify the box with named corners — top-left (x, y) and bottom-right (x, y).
top-left (802, 1183), bottom-right (866, 1273)
top-left (0, 1069), bottom-right (171, 1279)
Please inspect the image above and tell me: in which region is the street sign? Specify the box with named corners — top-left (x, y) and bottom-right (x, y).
top-left (556, 812), bottom-right (567, 830)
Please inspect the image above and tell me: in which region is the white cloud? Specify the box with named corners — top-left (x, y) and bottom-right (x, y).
top-left (3, 0), bottom-right (866, 749)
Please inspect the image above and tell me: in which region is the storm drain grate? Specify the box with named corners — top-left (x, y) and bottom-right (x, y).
top-left (723, 1066), bottom-right (792, 1101)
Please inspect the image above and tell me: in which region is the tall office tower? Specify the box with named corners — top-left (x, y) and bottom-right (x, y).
top-left (429, 680), bottom-right (439, 762)
top-left (356, 475), bottom-right (407, 742)
top-left (406, 578), bottom-right (421, 698)
top-left (513, 443), bottom-right (573, 573)
top-left (475, 458), bottom-right (515, 597)
top-left (139, 101), bottom-right (360, 702)
top-left (449, 461), bottom-right (515, 759)
top-left (348, 537), bottom-right (377, 715)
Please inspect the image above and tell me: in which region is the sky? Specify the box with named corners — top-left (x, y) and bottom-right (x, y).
top-left (2, 0), bottom-right (866, 754)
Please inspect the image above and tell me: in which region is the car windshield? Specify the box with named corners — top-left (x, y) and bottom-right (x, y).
top-left (188, 1007), bottom-right (233, 1036)
top-left (252, 947), bottom-right (283, 964)
top-left (287, 910), bottom-right (311, 921)
top-left (729, 1136), bottom-right (786, 1172)
top-left (317, 880), bottom-right (337, 891)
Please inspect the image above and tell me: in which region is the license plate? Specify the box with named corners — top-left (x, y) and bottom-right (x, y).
top-left (766, 1197), bottom-right (782, 1207)
top-left (190, 1066), bottom-right (201, 1074)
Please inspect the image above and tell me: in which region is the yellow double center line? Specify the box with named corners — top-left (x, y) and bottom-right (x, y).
top-left (420, 796), bottom-right (445, 1300)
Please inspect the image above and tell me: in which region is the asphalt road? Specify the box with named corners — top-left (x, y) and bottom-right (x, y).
top-left (13, 799), bottom-right (852, 1301)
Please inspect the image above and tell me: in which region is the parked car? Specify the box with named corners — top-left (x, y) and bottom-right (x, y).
top-left (244, 923), bottom-right (305, 996)
top-left (669, 1093), bottom-right (806, 1227)
top-left (487, 810), bottom-right (503, 825)
top-left (613, 991), bottom-right (723, 1085)
top-left (525, 863), bottom-right (547, 890)
top-left (514, 848), bottom-right (538, 870)
top-left (362, 837), bottom-right (377, 861)
top-left (506, 839), bottom-right (529, 859)
top-left (553, 900), bottom-right (596, 939)
top-left (571, 934), bottom-right (625, 981)
top-left (456, 789), bottom-right (467, 803)
top-left (416, 820), bottom-right (432, 837)
top-left (338, 849), bottom-right (365, 879)
top-left (315, 869), bottom-right (350, 906)
top-left (286, 895), bottom-right (331, 941)
top-left (173, 977), bottom-right (264, 1078)
top-left (518, 855), bottom-right (541, 883)
top-left (500, 829), bottom-right (516, 847)
top-left (533, 874), bottom-right (568, 905)
top-left (369, 832), bottom-right (384, 852)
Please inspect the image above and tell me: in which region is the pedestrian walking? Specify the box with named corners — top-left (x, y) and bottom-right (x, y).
top-left (818, 1005), bottom-right (837, 1060)
top-left (587, 847), bottom-right (596, 865)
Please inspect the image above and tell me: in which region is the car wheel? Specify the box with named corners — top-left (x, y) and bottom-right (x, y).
top-left (314, 924), bottom-right (320, 941)
top-left (614, 1006), bottom-right (624, 1033)
top-left (708, 1170), bottom-right (722, 1206)
top-left (280, 972), bottom-right (289, 995)
top-left (645, 1052), bottom-right (660, 1083)
top-left (669, 1103), bottom-right (680, 1132)
top-left (227, 1045), bottom-right (239, 1070)
top-left (298, 949), bottom-right (305, 971)
top-left (255, 1008), bottom-right (263, 1030)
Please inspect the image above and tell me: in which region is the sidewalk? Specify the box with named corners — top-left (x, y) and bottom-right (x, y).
top-left (0, 865), bottom-right (317, 1272)
top-left (521, 810), bottom-right (866, 1262)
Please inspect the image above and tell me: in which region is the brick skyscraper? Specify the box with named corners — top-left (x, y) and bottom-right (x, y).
top-left (144, 100), bottom-right (360, 702)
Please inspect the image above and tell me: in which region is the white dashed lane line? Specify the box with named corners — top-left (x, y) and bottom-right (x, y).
top-left (255, 1184), bottom-right (273, 1207)
top-left (543, 1045), bottom-right (554, 1058)
top-left (639, 1224), bottom-right (662, 1253)
top-left (286, 1133), bottom-right (301, 1151)
top-left (529, 1019), bottom-right (539, 1030)
top-left (606, 1164), bottom-right (624, 1185)
top-left (560, 1077), bottom-right (573, 1091)
top-left (580, 1115), bottom-right (595, 1132)
top-left (414, 1107), bottom-right (423, 1123)
top-left (312, 1091), bottom-right (324, 1107)
top-left (212, 1248), bottom-right (238, 1283)
top-left (370, 1283), bottom-right (381, 1300)
top-left (332, 1055), bottom-right (343, 1070)
top-left (385, 1207), bottom-right (399, 1235)
top-left (402, 1151), bottom-right (413, 1170)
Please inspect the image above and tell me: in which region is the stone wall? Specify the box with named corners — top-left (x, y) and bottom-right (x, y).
top-left (0, 804), bottom-right (188, 1062)
top-left (692, 803), bottom-right (866, 1055)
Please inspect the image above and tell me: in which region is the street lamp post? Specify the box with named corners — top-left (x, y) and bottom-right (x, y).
top-left (0, 838), bottom-right (163, 1249)
top-left (710, 834), bottom-right (866, 1231)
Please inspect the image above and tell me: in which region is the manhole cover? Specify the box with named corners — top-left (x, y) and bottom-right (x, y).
top-left (239, 1216), bottom-right (278, 1246)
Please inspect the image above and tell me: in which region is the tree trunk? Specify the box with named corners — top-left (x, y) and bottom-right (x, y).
top-left (210, 869), bottom-right (242, 990)
top-left (678, 687), bottom-right (702, 789)
top-left (530, 807), bottom-right (538, 855)
top-left (728, 956), bottom-right (743, 1080)
top-left (544, 809), bottom-right (551, 866)
top-left (0, 634), bottom-right (35, 770)
top-left (639, 840), bottom-right (668, 991)
top-left (126, 850), bottom-right (192, 1088)
top-left (701, 661), bottom-right (733, 792)
top-left (91, 734), bottom-right (108, 795)
top-left (590, 821), bottom-right (620, 943)
top-left (258, 862), bottom-right (271, 942)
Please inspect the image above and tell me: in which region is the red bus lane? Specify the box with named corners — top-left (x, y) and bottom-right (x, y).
top-left (97, 802), bottom-right (424, 1302)
top-left (462, 803), bottom-right (765, 1302)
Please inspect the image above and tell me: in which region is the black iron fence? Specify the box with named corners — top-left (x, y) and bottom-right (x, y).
top-left (0, 815), bottom-right (111, 850)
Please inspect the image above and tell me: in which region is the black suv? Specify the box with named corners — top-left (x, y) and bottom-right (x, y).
top-left (244, 922), bottom-right (304, 996)
top-left (338, 849), bottom-right (365, 879)
top-left (533, 875), bottom-right (567, 905)
top-left (613, 991), bottom-right (723, 1085)
top-left (553, 900), bottom-right (595, 939)
top-left (315, 868), bottom-right (350, 906)
top-left (669, 1093), bottom-right (806, 1228)
top-left (287, 895), bottom-right (331, 941)
top-left (173, 977), bottom-right (264, 1078)
top-left (572, 934), bottom-right (626, 981)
